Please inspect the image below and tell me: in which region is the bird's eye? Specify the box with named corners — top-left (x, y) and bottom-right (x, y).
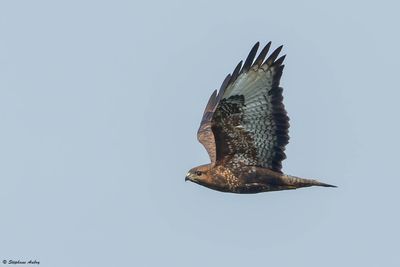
top-left (195, 171), bottom-right (202, 176)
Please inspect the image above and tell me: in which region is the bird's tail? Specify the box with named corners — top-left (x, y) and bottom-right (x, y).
top-left (284, 174), bottom-right (337, 188)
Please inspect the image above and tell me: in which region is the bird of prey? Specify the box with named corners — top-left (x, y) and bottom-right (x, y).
top-left (185, 41), bottom-right (336, 194)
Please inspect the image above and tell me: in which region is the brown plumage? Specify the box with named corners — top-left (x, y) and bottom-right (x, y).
top-left (186, 42), bottom-right (336, 194)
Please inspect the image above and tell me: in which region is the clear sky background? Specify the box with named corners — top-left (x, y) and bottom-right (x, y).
top-left (1, 1), bottom-right (399, 266)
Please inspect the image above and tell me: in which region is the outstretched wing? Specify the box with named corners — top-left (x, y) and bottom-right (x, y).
top-left (198, 42), bottom-right (289, 172)
top-left (197, 89), bottom-right (218, 164)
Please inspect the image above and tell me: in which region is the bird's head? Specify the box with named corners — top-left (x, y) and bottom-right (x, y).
top-left (185, 164), bottom-right (212, 185)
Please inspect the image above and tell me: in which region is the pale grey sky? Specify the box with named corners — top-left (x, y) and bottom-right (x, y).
top-left (1, 0), bottom-right (399, 266)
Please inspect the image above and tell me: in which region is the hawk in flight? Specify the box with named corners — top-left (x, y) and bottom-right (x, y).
top-left (186, 41), bottom-right (336, 193)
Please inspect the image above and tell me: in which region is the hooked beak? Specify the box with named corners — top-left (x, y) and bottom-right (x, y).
top-left (185, 173), bottom-right (192, 182)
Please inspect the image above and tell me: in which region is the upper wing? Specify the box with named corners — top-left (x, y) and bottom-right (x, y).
top-left (197, 89), bottom-right (218, 164)
top-left (197, 42), bottom-right (289, 172)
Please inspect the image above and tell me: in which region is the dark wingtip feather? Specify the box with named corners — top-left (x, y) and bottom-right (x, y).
top-left (241, 42), bottom-right (259, 74)
top-left (265, 45), bottom-right (283, 66)
top-left (273, 55), bottom-right (286, 67)
top-left (219, 74), bottom-right (231, 90)
top-left (254, 41), bottom-right (271, 66)
top-left (231, 60), bottom-right (243, 82)
top-left (203, 89), bottom-right (218, 115)
top-left (215, 74), bottom-right (231, 108)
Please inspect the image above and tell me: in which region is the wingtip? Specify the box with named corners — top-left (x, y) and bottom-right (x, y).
top-left (265, 45), bottom-right (284, 66)
top-left (241, 42), bottom-right (260, 73)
